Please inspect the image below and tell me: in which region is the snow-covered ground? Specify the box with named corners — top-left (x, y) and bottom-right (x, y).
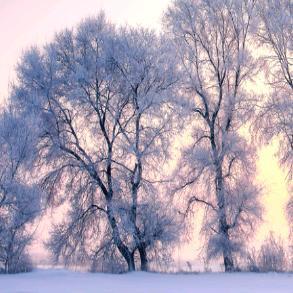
top-left (1, 269), bottom-right (292, 293)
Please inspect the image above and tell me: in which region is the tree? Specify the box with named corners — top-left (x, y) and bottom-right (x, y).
top-left (287, 196), bottom-right (292, 261)
top-left (106, 27), bottom-right (181, 271)
top-left (256, 0), bottom-right (292, 178)
top-left (0, 110), bottom-right (41, 273)
top-left (256, 0), bottom-right (292, 264)
top-left (246, 233), bottom-right (288, 272)
top-left (165, 0), bottom-right (262, 271)
top-left (11, 14), bottom-right (181, 272)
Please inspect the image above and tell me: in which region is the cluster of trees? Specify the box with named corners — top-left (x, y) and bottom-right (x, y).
top-left (0, 0), bottom-right (291, 273)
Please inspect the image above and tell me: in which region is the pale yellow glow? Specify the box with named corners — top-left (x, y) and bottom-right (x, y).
top-left (256, 141), bottom-right (290, 243)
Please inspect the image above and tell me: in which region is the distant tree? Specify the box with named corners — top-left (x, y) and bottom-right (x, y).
top-left (246, 233), bottom-right (288, 272)
top-left (287, 196), bottom-right (293, 258)
top-left (11, 14), bottom-right (181, 272)
top-left (0, 110), bottom-right (41, 273)
top-left (165, 0), bottom-right (262, 271)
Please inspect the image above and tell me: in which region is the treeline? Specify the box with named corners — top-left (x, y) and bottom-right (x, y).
top-left (0, 0), bottom-right (292, 274)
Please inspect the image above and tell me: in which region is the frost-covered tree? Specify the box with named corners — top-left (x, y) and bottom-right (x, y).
top-left (11, 14), bottom-right (181, 272)
top-left (246, 233), bottom-right (289, 272)
top-left (106, 27), bottom-right (181, 271)
top-left (165, 0), bottom-right (262, 271)
top-left (256, 0), bottom-right (292, 178)
top-left (288, 196), bottom-right (293, 242)
top-left (0, 110), bottom-right (41, 273)
top-left (255, 0), bottom-right (292, 260)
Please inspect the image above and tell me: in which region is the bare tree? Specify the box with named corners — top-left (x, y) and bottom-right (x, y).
top-left (256, 0), bottom-right (292, 178)
top-left (246, 232), bottom-right (289, 272)
top-left (107, 27), bottom-right (181, 271)
top-left (255, 0), bottom-right (292, 261)
top-left (165, 0), bottom-right (262, 271)
top-left (288, 196), bottom-right (293, 230)
top-left (0, 110), bottom-right (41, 273)
top-left (11, 14), bottom-right (181, 272)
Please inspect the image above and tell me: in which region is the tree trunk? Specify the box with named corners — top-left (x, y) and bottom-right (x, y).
top-left (107, 208), bottom-right (135, 272)
top-left (4, 259), bottom-right (8, 274)
top-left (214, 153), bottom-right (235, 272)
top-left (223, 250), bottom-right (234, 272)
top-left (127, 253), bottom-right (136, 272)
top-left (138, 245), bottom-right (148, 271)
top-left (130, 156), bottom-right (149, 271)
top-left (217, 177), bottom-right (235, 272)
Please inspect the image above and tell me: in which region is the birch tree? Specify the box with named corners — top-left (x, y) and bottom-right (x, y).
top-left (165, 0), bottom-right (262, 271)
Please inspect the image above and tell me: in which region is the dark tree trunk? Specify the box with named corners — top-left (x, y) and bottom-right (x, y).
top-left (107, 208), bottom-right (135, 272)
top-left (138, 245), bottom-right (148, 271)
top-left (220, 213), bottom-right (234, 272)
top-left (223, 251), bottom-right (234, 272)
top-left (217, 175), bottom-right (235, 272)
top-left (127, 253), bottom-right (136, 272)
top-left (4, 260), bottom-right (8, 274)
top-left (211, 128), bottom-right (235, 273)
top-left (130, 154), bottom-right (149, 271)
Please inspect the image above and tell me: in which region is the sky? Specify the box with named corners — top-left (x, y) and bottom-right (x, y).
top-left (0, 0), bottom-right (170, 102)
top-left (0, 0), bottom-right (290, 267)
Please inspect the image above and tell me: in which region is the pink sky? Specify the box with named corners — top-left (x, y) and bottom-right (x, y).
top-left (0, 0), bottom-right (170, 101)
